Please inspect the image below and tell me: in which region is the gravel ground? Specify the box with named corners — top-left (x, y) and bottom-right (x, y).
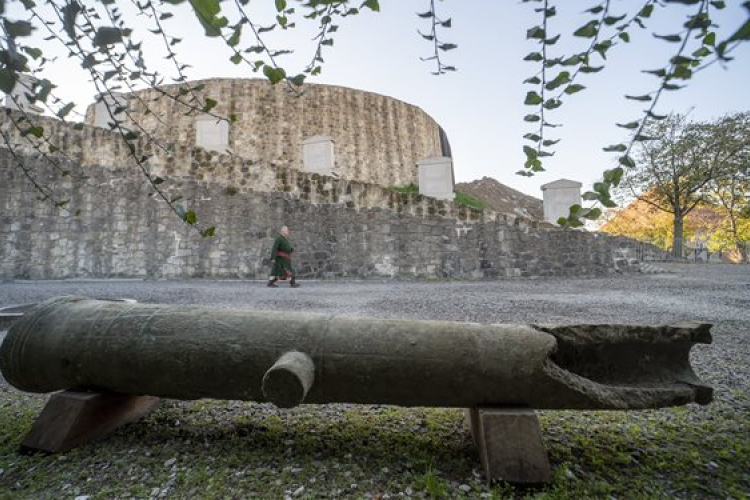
top-left (1, 263), bottom-right (749, 499)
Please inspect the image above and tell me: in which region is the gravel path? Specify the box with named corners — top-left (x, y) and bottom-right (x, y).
top-left (1, 263), bottom-right (748, 499)
top-left (2, 263), bottom-right (749, 325)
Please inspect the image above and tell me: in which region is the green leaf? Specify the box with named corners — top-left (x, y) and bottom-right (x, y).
top-left (362, 0), bottom-right (380, 12)
top-left (583, 207), bottom-right (602, 220)
top-left (672, 65), bottom-right (692, 79)
top-left (692, 46), bottom-right (711, 58)
top-left (93, 27), bottom-right (123, 47)
top-left (543, 98), bottom-right (562, 110)
top-left (619, 32), bottom-right (630, 43)
top-left (564, 84), bottom-right (585, 94)
top-left (526, 26), bottom-right (546, 40)
top-left (22, 46), bottom-right (42, 59)
top-left (523, 145), bottom-right (538, 159)
top-left (523, 52), bottom-right (543, 62)
top-left (603, 167), bottom-right (623, 185)
top-left (263, 65), bottom-right (286, 84)
top-left (230, 53), bottom-right (242, 64)
top-left (289, 74), bottom-right (306, 86)
top-left (523, 76), bottom-right (541, 84)
top-left (625, 94), bottom-right (652, 102)
top-left (542, 139), bottom-right (560, 147)
top-left (728, 18), bottom-right (750, 42)
top-left (582, 191), bottom-right (600, 201)
top-left (524, 133), bottom-right (541, 142)
top-left (201, 227), bottom-right (216, 238)
top-left (56, 102), bottom-right (75, 119)
top-left (617, 121), bottom-right (640, 129)
top-left (275, 0), bottom-right (286, 12)
top-left (0, 69), bottom-right (17, 93)
top-left (188, 0), bottom-right (228, 37)
top-left (560, 55), bottom-right (581, 66)
top-left (524, 91), bottom-right (543, 105)
top-left (184, 210), bottom-right (197, 225)
top-left (545, 71), bottom-right (570, 90)
top-left (203, 98), bottom-right (218, 112)
top-left (524, 114), bottom-right (541, 122)
top-left (62, 1), bottom-right (81, 39)
top-left (604, 15), bottom-right (626, 26)
top-left (639, 5), bottom-right (654, 18)
top-left (228, 24), bottom-right (242, 46)
top-left (438, 43), bottom-right (457, 51)
top-left (603, 144), bottom-right (627, 152)
top-left (574, 21), bottom-right (598, 38)
top-left (653, 33), bottom-right (682, 43)
top-left (703, 32), bottom-right (716, 45)
top-left (4, 20), bottom-right (33, 37)
top-left (618, 155), bottom-right (636, 168)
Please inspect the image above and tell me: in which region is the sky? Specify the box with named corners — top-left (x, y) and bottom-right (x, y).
top-left (4, 0), bottom-right (750, 199)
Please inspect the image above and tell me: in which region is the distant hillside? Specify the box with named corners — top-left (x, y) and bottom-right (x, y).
top-left (455, 177), bottom-right (544, 220)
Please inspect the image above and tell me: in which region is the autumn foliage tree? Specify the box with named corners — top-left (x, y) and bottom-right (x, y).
top-left (618, 112), bottom-right (750, 258)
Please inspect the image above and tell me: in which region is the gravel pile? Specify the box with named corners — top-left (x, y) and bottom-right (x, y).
top-left (1, 263), bottom-right (748, 498)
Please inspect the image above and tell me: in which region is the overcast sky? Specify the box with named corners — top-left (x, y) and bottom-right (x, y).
top-left (5, 1), bottom-right (750, 199)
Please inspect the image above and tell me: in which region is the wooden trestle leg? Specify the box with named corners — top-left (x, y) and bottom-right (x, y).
top-left (20, 390), bottom-right (160, 453)
top-left (467, 406), bottom-right (552, 485)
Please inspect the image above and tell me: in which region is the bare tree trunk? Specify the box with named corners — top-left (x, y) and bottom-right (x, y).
top-left (672, 215), bottom-right (684, 259)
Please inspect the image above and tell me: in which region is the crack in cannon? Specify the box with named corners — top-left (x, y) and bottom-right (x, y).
top-left (0, 296), bottom-right (713, 484)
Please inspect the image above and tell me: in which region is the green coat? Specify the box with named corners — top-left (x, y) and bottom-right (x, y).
top-left (270, 235), bottom-right (295, 279)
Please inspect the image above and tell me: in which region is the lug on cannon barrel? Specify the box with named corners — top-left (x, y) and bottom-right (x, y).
top-left (0, 296), bottom-right (713, 484)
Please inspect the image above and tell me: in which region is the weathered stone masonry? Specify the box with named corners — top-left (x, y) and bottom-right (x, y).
top-left (1, 95), bottom-right (663, 280)
top-left (85, 79), bottom-right (444, 189)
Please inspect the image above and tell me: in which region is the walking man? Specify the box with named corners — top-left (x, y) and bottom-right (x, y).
top-left (267, 225), bottom-right (300, 288)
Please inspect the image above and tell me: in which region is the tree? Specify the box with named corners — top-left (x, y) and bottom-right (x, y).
top-left (618, 112), bottom-right (750, 258)
top-left (706, 126), bottom-right (750, 262)
top-left (1, 0), bottom-right (750, 233)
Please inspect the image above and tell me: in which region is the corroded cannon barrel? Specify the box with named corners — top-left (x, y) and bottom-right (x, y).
top-left (0, 296), bottom-right (712, 410)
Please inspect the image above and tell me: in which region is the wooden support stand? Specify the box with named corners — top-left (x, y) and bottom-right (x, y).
top-left (467, 406), bottom-right (551, 485)
top-left (20, 390), bottom-right (160, 453)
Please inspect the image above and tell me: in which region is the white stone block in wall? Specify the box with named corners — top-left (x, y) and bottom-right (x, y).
top-left (195, 114), bottom-right (230, 153)
top-left (93, 92), bottom-right (129, 130)
top-left (302, 135), bottom-right (335, 175)
top-left (4, 74), bottom-right (43, 114)
top-left (540, 178), bottom-right (583, 225)
top-left (418, 156), bottom-right (455, 201)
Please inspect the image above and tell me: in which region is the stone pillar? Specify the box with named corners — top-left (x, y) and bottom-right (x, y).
top-left (93, 92), bottom-right (129, 130)
top-left (302, 135), bottom-right (335, 175)
top-left (540, 179), bottom-right (582, 225)
top-left (4, 74), bottom-right (43, 114)
top-left (418, 156), bottom-right (455, 201)
top-left (195, 114), bottom-right (230, 153)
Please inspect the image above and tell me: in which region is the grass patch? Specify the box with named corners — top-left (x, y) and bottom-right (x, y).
top-left (454, 190), bottom-right (487, 210)
top-left (1, 395), bottom-right (748, 499)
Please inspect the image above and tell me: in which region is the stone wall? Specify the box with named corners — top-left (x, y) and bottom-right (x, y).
top-left (84, 79), bottom-right (444, 188)
top-left (0, 111), bottom-right (668, 280)
top-left (0, 150), bottom-right (665, 280)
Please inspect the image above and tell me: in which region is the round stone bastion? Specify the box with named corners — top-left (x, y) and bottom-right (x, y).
top-left (85, 78), bottom-right (447, 189)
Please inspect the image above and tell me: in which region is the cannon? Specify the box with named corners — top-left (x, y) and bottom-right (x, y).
top-left (0, 296), bottom-right (713, 483)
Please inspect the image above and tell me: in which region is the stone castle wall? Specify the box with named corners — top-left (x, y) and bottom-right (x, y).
top-left (0, 108), bottom-right (667, 280)
top-left (84, 79), bottom-right (444, 188)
